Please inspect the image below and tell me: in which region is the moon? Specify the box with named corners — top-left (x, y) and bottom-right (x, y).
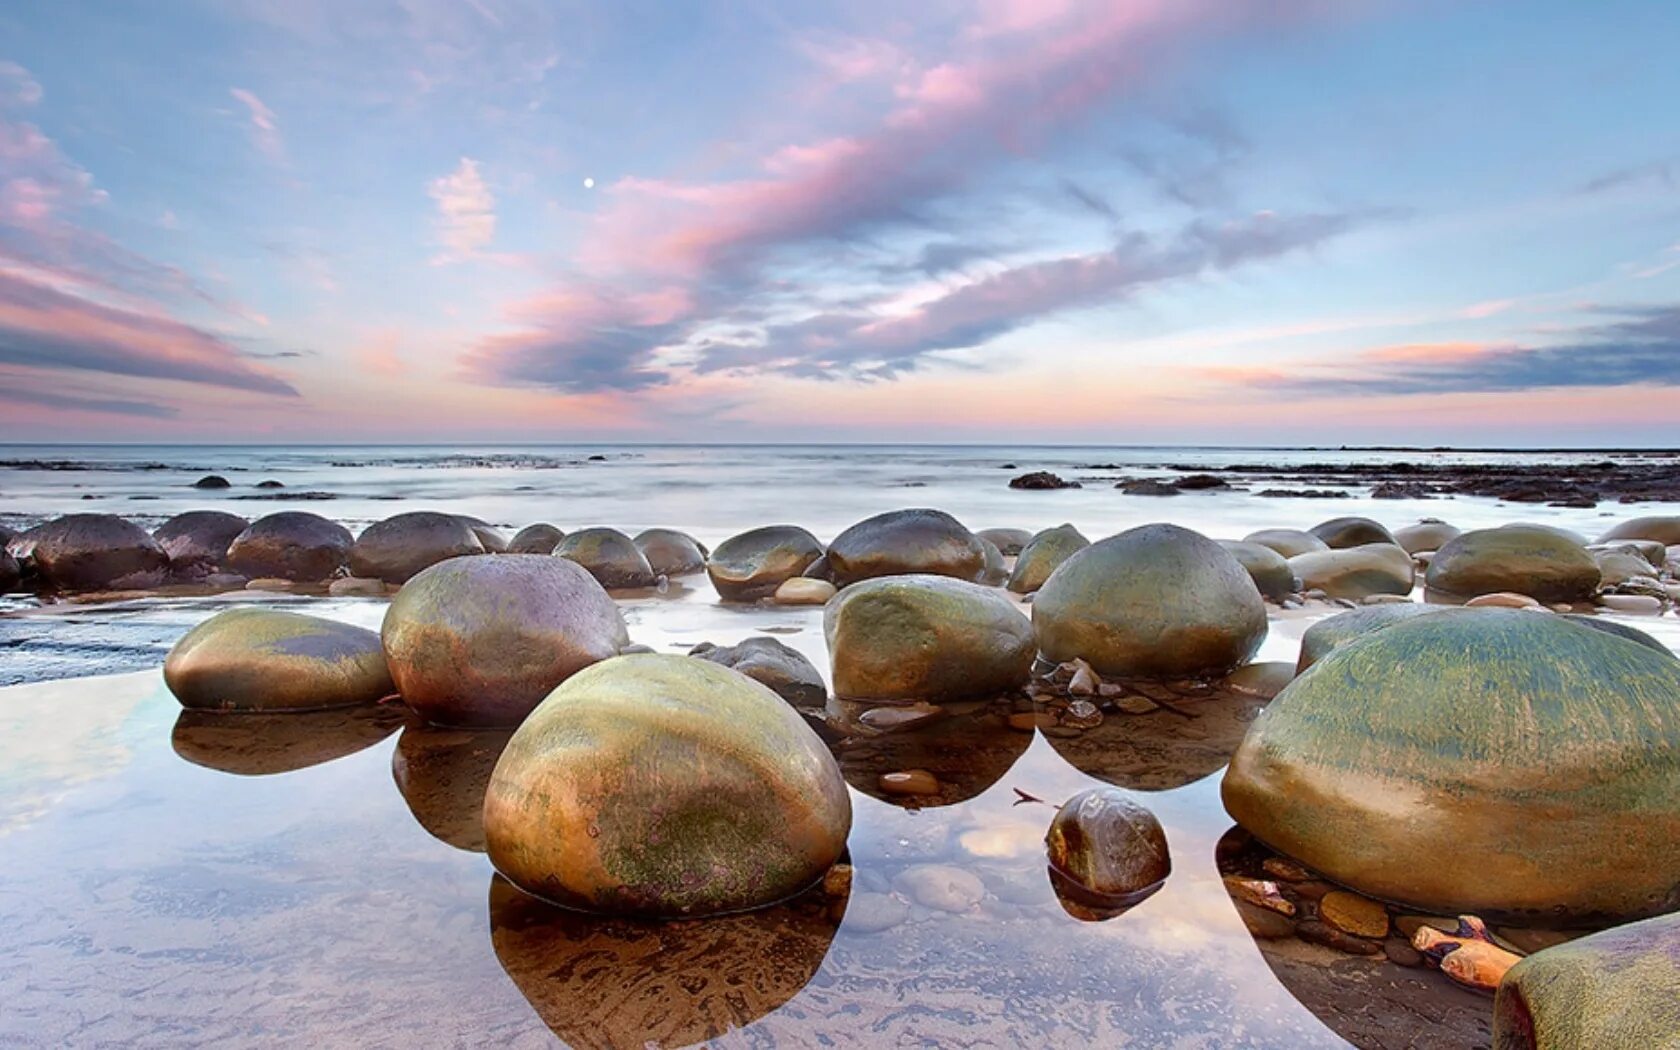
top-left (583, 177), bottom-right (595, 189)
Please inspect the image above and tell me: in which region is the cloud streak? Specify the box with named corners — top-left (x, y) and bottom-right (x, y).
top-left (230, 88), bottom-right (285, 162)
top-left (428, 157), bottom-right (495, 263)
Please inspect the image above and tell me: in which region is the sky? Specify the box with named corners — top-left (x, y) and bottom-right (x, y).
top-left (1, 0), bottom-right (1678, 446)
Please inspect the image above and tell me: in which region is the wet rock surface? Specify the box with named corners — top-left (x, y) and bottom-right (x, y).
top-left (707, 524), bottom-right (824, 601)
top-left (11, 514), bottom-right (170, 591)
top-left (154, 511), bottom-right (250, 576)
top-left (825, 508), bottom-right (991, 586)
top-left (554, 527), bottom-right (657, 589)
top-left (1425, 525), bottom-right (1600, 602)
top-left (1288, 543), bottom-right (1414, 600)
top-left (1007, 523), bottom-right (1089, 594)
top-left (227, 512), bottom-right (353, 582)
top-left (349, 511), bottom-right (484, 584)
top-left (631, 527), bottom-right (707, 576)
top-left (690, 635), bottom-right (826, 708)
top-left (165, 607), bottom-right (394, 712)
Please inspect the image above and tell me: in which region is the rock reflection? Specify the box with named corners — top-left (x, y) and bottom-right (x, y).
top-left (391, 721), bottom-right (513, 852)
top-left (1047, 865), bottom-right (1164, 922)
top-left (171, 704), bottom-right (404, 776)
top-left (1043, 681), bottom-right (1268, 791)
top-left (489, 873), bottom-right (844, 1050)
top-left (1213, 826), bottom-right (1496, 1049)
top-left (827, 697), bottom-right (1030, 807)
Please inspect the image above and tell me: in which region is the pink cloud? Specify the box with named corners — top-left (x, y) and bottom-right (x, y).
top-left (230, 88), bottom-right (285, 162)
top-left (428, 157), bottom-right (496, 263)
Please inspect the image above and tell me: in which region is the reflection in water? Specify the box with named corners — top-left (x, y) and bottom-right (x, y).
top-left (489, 873), bottom-right (844, 1050)
top-left (171, 703), bottom-right (405, 776)
top-left (391, 721), bottom-right (513, 852)
top-left (827, 697), bottom-right (1031, 808)
top-left (1044, 682), bottom-right (1269, 790)
top-left (1047, 864), bottom-right (1165, 922)
top-left (1213, 826), bottom-right (1498, 1049)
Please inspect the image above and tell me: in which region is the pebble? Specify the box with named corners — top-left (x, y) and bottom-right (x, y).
top-left (844, 893), bottom-right (910, 933)
top-left (1115, 695), bottom-right (1161, 715)
top-left (1383, 939), bottom-right (1423, 967)
top-left (245, 577), bottom-right (298, 592)
top-left (878, 769), bottom-right (941, 796)
top-left (1319, 890), bottom-right (1390, 938)
top-left (1223, 876), bottom-right (1296, 916)
top-left (1006, 711), bottom-right (1059, 731)
top-left (893, 865), bottom-right (986, 913)
top-left (1598, 593), bottom-right (1664, 614)
top-left (328, 576), bottom-right (388, 597)
top-left (1235, 900), bottom-right (1297, 939)
top-left (774, 578), bottom-right (836, 605)
top-left (1067, 659), bottom-right (1099, 697)
top-left (859, 703), bottom-right (946, 732)
top-left (1061, 700), bottom-right (1103, 729)
top-left (1466, 592), bottom-right (1541, 609)
top-left (823, 864), bottom-right (853, 898)
top-left (1261, 857), bottom-right (1312, 882)
top-left (1297, 919), bottom-right (1383, 956)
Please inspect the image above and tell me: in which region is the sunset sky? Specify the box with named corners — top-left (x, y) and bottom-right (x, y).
top-left (2, 0), bottom-right (1677, 445)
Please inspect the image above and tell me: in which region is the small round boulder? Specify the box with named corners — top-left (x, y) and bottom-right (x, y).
top-left (154, 510), bottom-right (250, 577)
top-left (165, 607), bottom-right (394, 711)
top-left (1007, 523), bottom-right (1089, 594)
top-left (16, 513), bottom-right (169, 591)
top-left (1033, 524), bottom-right (1267, 679)
top-left (1288, 543), bottom-right (1415, 600)
top-left (555, 527), bottom-right (657, 588)
top-left (825, 508), bottom-right (989, 586)
top-left (227, 512), bottom-right (353, 582)
top-left (1218, 540), bottom-right (1299, 601)
top-left (349, 511), bottom-right (484, 584)
top-left (1295, 603), bottom-right (1441, 672)
top-left (978, 527), bottom-right (1033, 557)
top-left (1310, 517), bottom-right (1397, 549)
top-left (1224, 608), bottom-right (1680, 923)
top-left (483, 654), bottom-right (851, 917)
top-left (508, 523), bottom-right (565, 555)
top-left (633, 528), bottom-right (707, 576)
top-left (707, 525), bottom-right (824, 601)
top-left (1599, 516), bottom-right (1680, 547)
top-left (690, 636), bottom-right (826, 708)
top-left (1244, 528), bottom-right (1328, 558)
top-left (382, 554), bottom-right (629, 726)
top-left (1393, 519), bottom-right (1461, 555)
top-left (1046, 787), bottom-right (1171, 902)
top-left (1425, 525), bottom-right (1600, 603)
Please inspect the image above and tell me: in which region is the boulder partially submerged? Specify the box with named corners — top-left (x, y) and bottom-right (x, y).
top-left (165, 607), bottom-right (393, 712)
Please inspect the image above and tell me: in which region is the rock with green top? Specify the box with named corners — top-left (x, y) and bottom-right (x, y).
top-left (555, 527), bottom-right (657, 588)
top-left (165, 607), bottom-right (394, 711)
top-left (827, 574), bottom-right (1034, 701)
top-left (1224, 608), bottom-right (1680, 924)
top-left (483, 654), bottom-right (851, 917)
top-left (1007, 523), bottom-right (1089, 594)
top-left (1310, 517), bottom-right (1397, 549)
top-left (1425, 525), bottom-right (1600, 602)
top-left (1295, 602), bottom-right (1441, 672)
top-left (1493, 912), bottom-right (1680, 1049)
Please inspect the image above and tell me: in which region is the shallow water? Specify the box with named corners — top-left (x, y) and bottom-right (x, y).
top-left (3, 586), bottom-right (1677, 1049)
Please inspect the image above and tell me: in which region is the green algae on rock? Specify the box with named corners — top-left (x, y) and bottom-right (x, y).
top-left (1288, 543), bottom-right (1415, 600)
top-left (1007, 523), bottom-right (1089, 594)
top-left (165, 607), bottom-right (394, 711)
top-left (1294, 603), bottom-right (1442, 672)
top-left (381, 554), bottom-right (628, 727)
top-left (707, 524), bottom-right (825, 601)
top-left (826, 573), bottom-right (1034, 702)
top-left (483, 654), bottom-right (851, 917)
top-left (825, 508), bottom-right (990, 587)
top-left (1309, 517), bottom-right (1398, 549)
top-left (1223, 608), bottom-right (1680, 924)
top-left (1493, 912), bottom-right (1680, 1050)
top-left (1425, 525), bottom-right (1600, 602)
top-left (1033, 524), bottom-right (1266, 679)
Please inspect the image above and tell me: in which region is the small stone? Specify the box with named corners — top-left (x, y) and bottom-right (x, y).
top-left (1067, 658), bottom-right (1099, 697)
top-left (1465, 591), bottom-right (1542, 609)
top-left (1223, 876), bottom-right (1295, 916)
top-left (822, 864), bottom-right (853, 898)
top-left (1115, 695), bottom-right (1161, 715)
top-left (845, 893), bottom-right (909, 933)
top-left (1396, 914), bottom-right (1457, 939)
top-left (1597, 593), bottom-right (1664, 614)
top-left (1413, 915), bottom-right (1523, 991)
top-left (878, 769), bottom-right (941, 796)
top-left (893, 864), bottom-right (985, 913)
top-left (1297, 919), bottom-right (1383, 956)
top-left (1235, 900), bottom-right (1298, 939)
top-left (1262, 857), bottom-right (1312, 882)
top-left (246, 577), bottom-right (298, 591)
top-left (859, 703), bottom-right (946, 732)
top-left (1384, 939), bottom-right (1423, 967)
top-left (1320, 890), bottom-right (1390, 938)
top-left (328, 576), bottom-right (388, 596)
top-left (1061, 700), bottom-right (1103, 729)
top-left (774, 577), bottom-right (836, 605)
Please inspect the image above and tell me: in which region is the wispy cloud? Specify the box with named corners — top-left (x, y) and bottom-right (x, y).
top-left (1577, 159), bottom-right (1674, 195)
top-left (230, 88), bottom-right (285, 162)
top-left (428, 157), bottom-right (495, 263)
top-left (0, 377), bottom-right (180, 419)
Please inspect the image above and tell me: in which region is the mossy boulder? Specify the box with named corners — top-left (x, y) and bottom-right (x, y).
top-left (632, 528), bottom-right (707, 576)
top-left (826, 574), bottom-right (1034, 701)
top-left (1310, 517), bottom-right (1397, 549)
top-left (1394, 519), bottom-right (1462, 554)
top-left (1600, 516), bottom-right (1680, 547)
top-left (1224, 608), bottom-right (1680, 923)
top-left (165, 607), bottom-right (394, 711)
top-left (349, 511), bottom-right (484, 584)
top-left (153, 510), bottom-right (249, 576)
top-left (1295, 603), bottom-right (1441, 672)
top-left (1561, 615), bottom-right (1674, 656)
top-left (555, 527), bottom-right (657, 588)
top-left (483, 654), bottom-right (851, 917)
top-left (825, 508), bottom-right (989, 586)
top-left (1288, 543), bottom-right (1415, 599)
top-left (1493, 912), bottom-right (1680, 1050)
top-left (508, 523), bottom-right (565, 555)
top-left (382, 554), bottom-right (628, 726)
top-left (1426, 525), bottom-right (1600, 602)
top-left (1007, 523), bottom-right (1089, 594)
top-left (1033, 524), bottom-right (1267, 679)
top-left (13, 514), bottom-right (169, 591)
top-left (707, 525), bottom-right (824, 601)
top-left (1244, 528), bottom-right (1329, 559)
top-left (1219, 540), bottom-right (1300, 600)
top-left (227, 512), bottom-right (352, 582)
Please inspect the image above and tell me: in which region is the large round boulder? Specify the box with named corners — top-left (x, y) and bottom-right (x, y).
top-left (153, 511), bottom-right (249, 577)
top-left (707, 525), bottom-right (824, 601)
top-left (1393, 519), bottom-right (1461, 555)
top-left (1244, 528), bottom-right (1328, 558)
top-left (554, 527), bottom-right (657, 588)
top-left (1599, 516), bottom-right (1680, 547)
top-left (1288, 543), bottom-right (1414, 599)
top-left (825, 508), bottom-right (989, 586)
top-left (349, 511), bottom-right (484, 584)
top-left (483, 654), bottom-right (851, 917)
top-left (978, 527), bottom-right (1033, 556)
top-left (1310, 517), bottom-right (1397, 549)
top-left (1562, 615), bottom-right (1675, 656)
top-left (164, 607), bottom-right (394, 711)
top-left (1033, 524), bottom-right (1267, 679)
top-left (633, 528), bottom-right (707, 576)
top-left (826, 574), bottom-right (1034, 702)
top-left (1493, 912), bottom-right (1680, 1050)
top-left (382, 554), bottom-right (629, 726)
top-left (1295, 603), bottom-right (1441, 672)
top-left (227, 512), bottom-right (352, 582)
top-left (1218, 540), bottom-right (1299, 601)
top-left (508, 523), bottom-right (565, 555)
top-left (14, 514), bottom-right (169, 591)
top-left (1425, 525), bottom-right (1600, 602)
top-left (1223, 608), bottom-right (1680, 923)
top-left (690, 636), bottom-right (825, 708)
top-left (1007, 523), bottom-right (1089, 594)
